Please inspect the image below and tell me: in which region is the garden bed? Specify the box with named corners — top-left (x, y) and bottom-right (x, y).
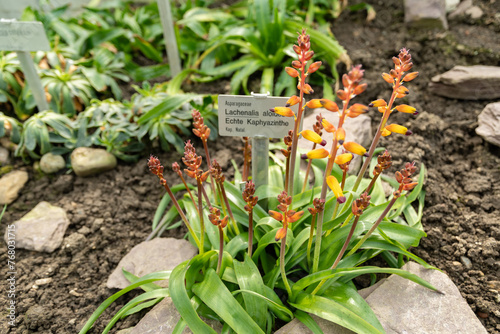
top-left (1, 0), bottom-right (499, 333)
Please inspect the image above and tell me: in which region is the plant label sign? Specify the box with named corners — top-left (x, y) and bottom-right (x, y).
top-left (0, 20), bottom-right (50, 52)
top-left (0, 19), bottom-right (50, 112)
top-left (218, 94), bottom-right (298, 138)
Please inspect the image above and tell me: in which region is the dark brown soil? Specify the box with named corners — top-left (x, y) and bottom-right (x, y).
top-left (1, 0), bottom-right (499, 333)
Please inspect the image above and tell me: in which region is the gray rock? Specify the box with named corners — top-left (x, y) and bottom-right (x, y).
top-left (364, 261), bottom-right (487, 334)
top-left (0, 170), bottom-right (29, 205)
top-left (429, 65), bottom-right (500, 100)
top-left (130, 297), bottom-right (222, 334)
top-left (107, 238), bottom-right (197, 289)
top-left (465, 5), bottom-right (483, 19)
top-left (71, 147), bottom-right (117, 177)
top-left (300, 109), bottom-right (372, 174)
top-left (476, 102), bottom-right (500, 147)
top-left (404, 0), bottom-right (448, 29)
top-left (275, 315), bottom-right (354, 334)
top-left (117, 328), bottom-right (134, 334)
top-left (0, 146), bottom-right (9, 165)
top-left (5, 201), bottom-right (70, 252)
top-left (448, 0), bottom-right (472, 18)
top-left (40, 152), bottom-right (66, 174)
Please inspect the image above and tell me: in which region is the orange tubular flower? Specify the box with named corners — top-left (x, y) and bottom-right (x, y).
top-left (306, 99), bottom-right (323, 109)
top-left (286, 95), bottom-right (300, 107)
top-left (381, 128), bottom-right (392, 137)
top-left (395, 104), bottom-right (418, 115)
top-left (385, 124), bottom-right (413, 136)
top-left (403, 72), bottom-right (419, 82)
top-left (343, 141), bottom-right (368, 156)
top-left (269, 210), bottom-right (284, 221)
top-left (300, 130), bottom-right (327, 146)
top-left (320, 99), bottom-right (339, 112)
top-left (307, 61), bottom-right (322, 74)
top-left (347, 103), bottom-right (368, 118)
top-left (395, 86), bottom-right (409, 98)
top-left (322, 119), bottom-right (336, 133)
top-left (382, 73), bottom-right (394, 84)
top-left (271, 107), bottom-right (295, 118)
top-left (369, 99), bottom-right (387, 108)
top-left (326, 176), bottom-right (346, 203)
top-left (285, 67), bottom-right (300, 78)
top-left (301, 148), bottom-right (329, 160)
top-left (335, 128), bottom-right (346, 144)
top-left (335, 153), bottom-right (354, 165)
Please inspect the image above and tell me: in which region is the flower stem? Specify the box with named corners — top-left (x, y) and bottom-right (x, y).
top-left (312, 215), bottom-right (360, 295)
top-left (202, 139), bottom-right (218, 205)
top-left (217, 225), bottom-right (224, 276)
top-left (220, 182), bottom-right (240, 235)
top-left (280, 233), bottom-right (292, 298)
top-left (248, 209), bottom-right (254, 257)
top-left (302, 143), bottom-right (317, 192)
top-left (197, 181), bottom-right (205, 254)
top-left (163, 181), bottom-right (200, 250)
top-left (347, 196), bottom-right (397, 256)
top-left (307, 213), bottom-right (317, 269)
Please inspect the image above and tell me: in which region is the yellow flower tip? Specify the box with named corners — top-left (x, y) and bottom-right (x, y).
top-left (395, 104), bottom-right (417, 114)
top-left (288, 210), bottom-right (304, 223)
top-left (286, 95), bottom-right (300, 107)
top-left (269, 210), bottom-right (283, 222)
top-left (395, 86), bottom-right (409, 98)
top-left (272, 107), bottom-right (295, 117)
top-left (378, 106), bottom-right (388, 114)
top-left (335, 128), bottom-right (346, 143)
top-left (275, 227), bottom-right (287, 241)
top-left (307, 61), bottom-right (322, 74)
top-left (306, 99), bottom-right (323, 109)
top-left (403, 72), bottom-right (419, 82)
top-left (303, 148), bottom-right (329, 160)
top-left (326, 175), bottom-right (344, 199)
top-left (334, 153), bottom-right (353, 165)
top-left (343, 141), bottom-right (367, 156)
top-left (381, 128), bottom-right (391, 137)
top-left (285, 67), bottom-right (300, 78)
top-left (320, 99), bottom-right (339, 112)
top-left (300, 130), bottom-right (326, 146)
top-left (386, 124), bottom-right (411, 136)
top-left (382, 73), bottom-right (394, 84)
top-left (322, 119), bottom-right (336, 133)
top-left (337, 196), bottom-right (346, 204)
top-left (369, 99), bottom-right (387, 108)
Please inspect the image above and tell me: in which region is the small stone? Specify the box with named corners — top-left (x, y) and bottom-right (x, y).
top-left (487, 281), bottom-right (500, 290)
top-left (451, 261), bottom-right (463, 270)
top-left (4, 201), bottom-right (70, 253)
top-left (107, 238), bottom-right (198, 289)
top-left (429, 66), bottom-right (500, 100)
top-left (71, 147), bottom-right (117, 177)
top-left (364, 262), bottom-right (487, 333)
top-left (477, 311), bottom-right (488, 319)
top-left (34, 278), bottom-right (52, 286)
top-left (77, 226), bottom-right (91, 235)
top-left (130, 298), bottom-right (222, 334)
top-left (448, 0), bottom-right (472, 18)
top-left (404, 0), bottom-right (448, 29)
top-left (461, 256), bottom-right (473, 269)
top-left (63, 233), bottom-right (87, 254)
top-left (0, 170), bottom-right (28, 204)
top-left (476, 102), bottom-right (500, 147)
top-left (69, 289), bottom-right (82, 297)
top-left (465, 6), bottom-right (483, 19)
top-left (40, 152), bottom-right (65, 174)
top-left (0, 146), bottom-right (9, 165)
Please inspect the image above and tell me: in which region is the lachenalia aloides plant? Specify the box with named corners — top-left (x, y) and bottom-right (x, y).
top-left (82, 29), bottom-right (437, 334)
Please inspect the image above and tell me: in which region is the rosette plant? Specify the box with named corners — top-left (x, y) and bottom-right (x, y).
top-left (82, 30), bottom-right (434, 334)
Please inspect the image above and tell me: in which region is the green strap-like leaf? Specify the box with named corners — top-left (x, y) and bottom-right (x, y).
top-left (170, 261), bottom-right (218, 334)
top-left (192, 268), bottom-right (265, 334)
top-left (290, 291), bottom-right (385, 334)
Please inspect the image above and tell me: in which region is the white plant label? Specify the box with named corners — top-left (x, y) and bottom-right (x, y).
top-left (218, 95), bottom-right (299, 138)
top-left (0, 21), bottom-right (50, 52)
